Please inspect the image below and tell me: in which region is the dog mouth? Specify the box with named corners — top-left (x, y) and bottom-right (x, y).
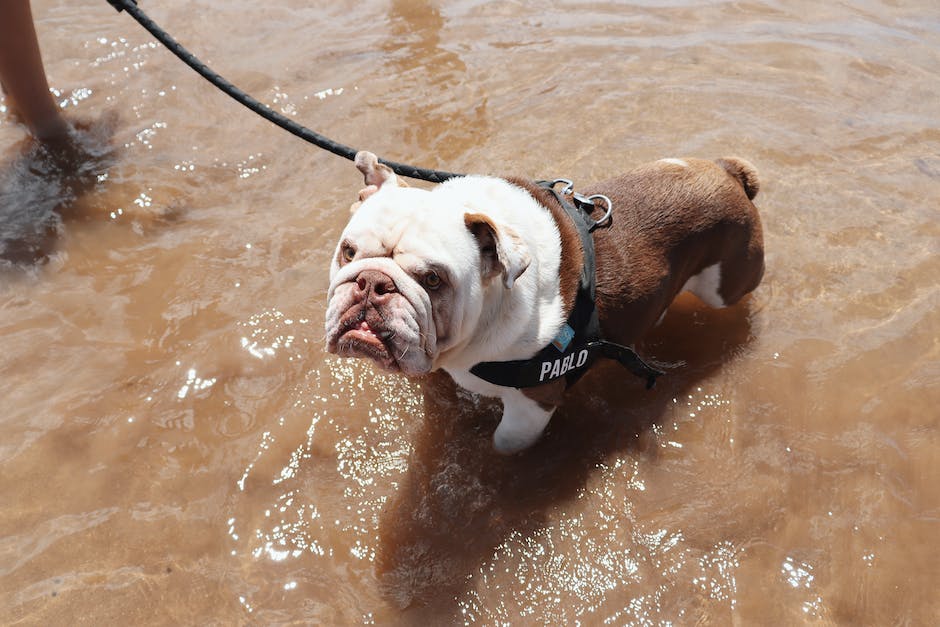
top-left (331, 314), bottom-right (401, 372)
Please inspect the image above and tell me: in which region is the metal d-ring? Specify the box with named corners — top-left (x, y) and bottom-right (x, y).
top-left (586, 194), bottom-right (613, 232)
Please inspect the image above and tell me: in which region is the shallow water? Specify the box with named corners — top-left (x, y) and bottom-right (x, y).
top-left (1, 0), bottom-right (938, 624)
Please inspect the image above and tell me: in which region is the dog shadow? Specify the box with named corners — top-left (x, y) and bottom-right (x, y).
top-left (374, 293), bottom-right (757, 621)
top-left (0, 113), bottom-right (118, 266)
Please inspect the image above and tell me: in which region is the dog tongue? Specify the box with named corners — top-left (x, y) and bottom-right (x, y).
top-left (359, 321), bottom-right (375, 336)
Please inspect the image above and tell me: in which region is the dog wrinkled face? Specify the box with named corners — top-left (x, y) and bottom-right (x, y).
top-left (325, 184), bottom-right (487, 376)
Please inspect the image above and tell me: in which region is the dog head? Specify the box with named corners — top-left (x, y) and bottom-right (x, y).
top-left (325, 152), bottom-right (531, 376)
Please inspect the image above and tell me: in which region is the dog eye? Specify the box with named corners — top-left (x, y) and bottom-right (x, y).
top-left (342, 245), bottom-right (356, 262)
top-left (423, 271), bottom-right (442, 290)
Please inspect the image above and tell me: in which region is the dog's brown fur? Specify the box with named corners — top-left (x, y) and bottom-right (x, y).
top-left (586, 158), bottom-right (763, 347)
top-left (505, 178), bottom-right (585, 314)
top-left (513, 157), bottom-right (764, 409)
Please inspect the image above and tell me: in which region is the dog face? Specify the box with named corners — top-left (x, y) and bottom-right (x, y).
top-left (325, 165), bottom-right (531, 377)
top-left (325, 185), bottom-right (472, 374)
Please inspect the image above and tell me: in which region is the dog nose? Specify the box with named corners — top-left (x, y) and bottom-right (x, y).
top-left (356, 270), bottom-right (398, 300)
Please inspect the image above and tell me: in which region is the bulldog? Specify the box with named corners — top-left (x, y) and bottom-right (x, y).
top-left (325, 152), bottom-right (764, 453)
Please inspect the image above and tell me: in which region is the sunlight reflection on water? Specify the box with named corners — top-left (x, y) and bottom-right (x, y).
top-left (227, 352), bottom-right (420, 615)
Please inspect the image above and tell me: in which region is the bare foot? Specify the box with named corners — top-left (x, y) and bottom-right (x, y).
top-left (26, 111), bottom-right (118, 177)
top-left (0, 112), bottom-right (118, 265)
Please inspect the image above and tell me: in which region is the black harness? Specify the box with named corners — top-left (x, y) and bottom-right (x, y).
top-left (470, 180), bottom-right (665, 390)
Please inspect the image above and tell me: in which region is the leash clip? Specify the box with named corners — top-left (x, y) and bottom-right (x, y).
top-left (542, 179), bottom-right (613, 231)
top-left (545, 178), bottom-right (574, 196)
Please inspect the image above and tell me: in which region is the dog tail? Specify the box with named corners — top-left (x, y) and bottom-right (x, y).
top-left (716, 157), bottom-right (760, 200)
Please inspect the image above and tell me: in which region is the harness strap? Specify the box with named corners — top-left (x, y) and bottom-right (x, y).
top-left (470, 181), bottom-right (665, 390)
top-left (469, 340), bottom-right (663, 390)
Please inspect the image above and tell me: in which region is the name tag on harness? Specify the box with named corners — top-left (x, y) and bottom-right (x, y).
top-left (539, 348), bottom-right (589, 381)
top-left (469, 340), bottom-right (664, 390)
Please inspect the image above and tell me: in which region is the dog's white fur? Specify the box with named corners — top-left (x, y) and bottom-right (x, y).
top-left (326, 176), bottom-right (570, 452)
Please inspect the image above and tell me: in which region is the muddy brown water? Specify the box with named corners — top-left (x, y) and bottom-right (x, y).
top-left (2, 0), bottom-right (938, 624)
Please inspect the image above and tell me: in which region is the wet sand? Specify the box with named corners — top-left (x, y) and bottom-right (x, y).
top-left (1, 0), bottom-right (938, 624)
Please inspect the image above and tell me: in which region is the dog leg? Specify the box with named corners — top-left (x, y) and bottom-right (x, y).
top-left (681, 262), bottom-right (725, 308)
top-left (493, 389), bottom-right (555, 454)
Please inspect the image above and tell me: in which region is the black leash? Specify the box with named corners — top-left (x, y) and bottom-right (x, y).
top-left (104, 2), bottom-right (666, 389)
top-left (105, 0), bottom-right (462, 183)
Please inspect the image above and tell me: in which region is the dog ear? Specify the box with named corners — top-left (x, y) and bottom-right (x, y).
top-left (464, 213), bottom-right (531, 289)
top-left (350, 151), bottom-right (410, 213)
top-left (355, 151), bottom-right (409, 190)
